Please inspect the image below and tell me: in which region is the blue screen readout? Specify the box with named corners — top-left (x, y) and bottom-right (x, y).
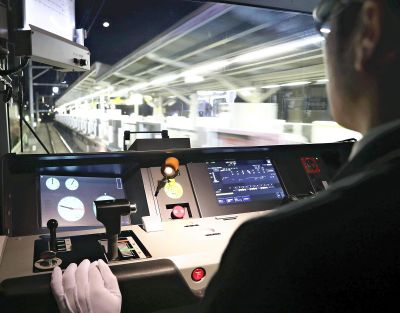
top-left (207, 159), bottom-right (285, 206)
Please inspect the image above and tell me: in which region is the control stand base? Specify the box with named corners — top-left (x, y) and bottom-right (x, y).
top-left (33, 230), bottom-right (151, 272)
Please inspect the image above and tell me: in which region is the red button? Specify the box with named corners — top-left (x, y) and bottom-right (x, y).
top-left (171, 205), bottom-right (185, 219)
top-left (191, 267), bottom-right (206, 282)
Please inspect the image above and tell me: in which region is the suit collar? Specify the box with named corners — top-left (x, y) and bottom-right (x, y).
top-left (333, 120), bottom-right (400, 182)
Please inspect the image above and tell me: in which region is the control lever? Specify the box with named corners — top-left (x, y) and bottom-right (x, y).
top-left (34, 219), bottom-right (61, 270)
top-left (47, 219), bottom-right (58, 252)
top-left (40, 250), bottom-right (57, 267)
top-left (95, 199), bottom-right (137, 261)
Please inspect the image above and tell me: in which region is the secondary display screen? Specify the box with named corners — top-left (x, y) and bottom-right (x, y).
top-left (207, 159), bottom-right (285, 206)
top-left (40, 175), bottom-right (129, 227)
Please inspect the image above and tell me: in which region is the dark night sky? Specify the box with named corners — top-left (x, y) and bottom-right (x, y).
top-left (76, 0), bottom-right (203, 64)
top-left (35, 0), bottom-right (203, 99)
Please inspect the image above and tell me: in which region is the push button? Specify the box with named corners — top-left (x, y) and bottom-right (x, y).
top-left (191, 267), bottom-right (206, 282)
top-left (171, 205), bottom-right (185, 219)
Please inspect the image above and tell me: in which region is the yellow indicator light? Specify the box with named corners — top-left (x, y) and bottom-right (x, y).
top-left (164, 179), bottom-right (183, 199)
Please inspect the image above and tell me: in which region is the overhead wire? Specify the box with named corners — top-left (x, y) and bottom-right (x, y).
top-left (86, 0), bottom-right (107, 36)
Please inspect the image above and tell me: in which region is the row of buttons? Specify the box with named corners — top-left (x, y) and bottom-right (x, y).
top-left (218, 195), bottom-right (252, 205)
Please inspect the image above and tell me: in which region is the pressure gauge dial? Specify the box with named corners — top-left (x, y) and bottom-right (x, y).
top-left (46, 177), bottom-right (60, 191)
top-left (57, 196), bottom-right (85, 222)
top-left (65, 178), bottom-right (79, 191)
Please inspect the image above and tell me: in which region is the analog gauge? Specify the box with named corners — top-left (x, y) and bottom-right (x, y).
top-left (65, 178), bottom-right (79, 191)
top-left (46, 177), bottom-right (60, 191)
top-left (57, 196), bottom-right (85, 222)
top-left (93, 194), bottom-right (115, 216)
top-left (164, 179), bottom-right (183, 199)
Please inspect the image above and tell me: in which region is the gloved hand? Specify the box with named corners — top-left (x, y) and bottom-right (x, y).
top-left (51, 259), bottom-right (122, 313)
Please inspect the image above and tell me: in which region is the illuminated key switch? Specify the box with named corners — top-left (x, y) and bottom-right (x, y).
top-left (191, 267), bottom-right (206, 282)
top-left (171, 205), bottom-right (185, 219)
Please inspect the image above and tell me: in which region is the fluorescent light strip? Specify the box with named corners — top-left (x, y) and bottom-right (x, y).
top-left (184, 74), bottom-right (204, 84)
top-left (233, 35), bottom-right (324, 64)
top-left (261, 81), bottom-right (311, 88)
top-left (280, 81), bottom-right (311, 87)
top-left (261, 84), bottom-right (280, 89)
top-left (149, 74), bottom-right (181, 86)
top-left (183, 60), bottom-right (231, 77)
top-left (238, 87), bottom-right (256, 92)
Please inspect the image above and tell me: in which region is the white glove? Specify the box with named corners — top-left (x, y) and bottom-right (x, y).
top-left (51, 259), bottom-right (122, 313)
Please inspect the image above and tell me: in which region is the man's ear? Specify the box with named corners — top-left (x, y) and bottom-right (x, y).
top-left (354, 0), bottom-right (382, 72)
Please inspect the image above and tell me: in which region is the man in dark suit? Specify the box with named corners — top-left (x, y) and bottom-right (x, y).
top-left (51, 0), bottom-right (400, 312)
top-left (196, 1), bottom-right (400, 312)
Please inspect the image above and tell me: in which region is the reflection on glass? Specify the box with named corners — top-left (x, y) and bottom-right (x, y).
top-left (16, 2), bottom-right (361, 154)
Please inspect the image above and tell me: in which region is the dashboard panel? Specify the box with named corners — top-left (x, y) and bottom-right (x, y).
top-left (0, 142), bottom-right (353, 313)
top-left (1, 143), bottom-right (353, 235)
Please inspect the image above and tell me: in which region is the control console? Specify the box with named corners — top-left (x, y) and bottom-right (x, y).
top-left (0, 142), bottom-right (353, 312)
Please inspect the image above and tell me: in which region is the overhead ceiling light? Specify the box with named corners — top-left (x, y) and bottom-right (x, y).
top-left (183, 60), bottom-right (231, 76)
top-left (131, 82), bottom-right (149, 90)
top-left (52, 86), bottom-right (59, 94)
top-left (184, 74), bottom-right (204, 84)
top-left (261, 84), bottom-right (281, 89)
top-left (103, 21), bottom-right (110, 28)
top-left (238, 87), bottom-right (256, 92)
top-left (315, 79), bottom-right (329, 84)
top-left (197, 90), bottom-right (225, 96)
top-left (280, 81), bottom-right (311, 87)
top-left (149, 74), bottom-right (181, 86)
top-left (233, 35), bottom-right (324, 64)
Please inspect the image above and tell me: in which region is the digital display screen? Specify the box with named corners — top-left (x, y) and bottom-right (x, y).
top-left (40, 175), bottom-right (129, 227)
top-left (207, 159), bottom-right (285, 206)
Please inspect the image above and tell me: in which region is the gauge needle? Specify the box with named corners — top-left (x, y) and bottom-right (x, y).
top-left (59, 205), bottom-right (81, 210)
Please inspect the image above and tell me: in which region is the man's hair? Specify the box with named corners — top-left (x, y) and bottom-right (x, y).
top-left (334, 0), bottom-right (400, 98)
top-left (336, 0), bottom-right (400, 47)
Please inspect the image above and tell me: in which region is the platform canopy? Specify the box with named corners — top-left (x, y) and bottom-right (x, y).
top-left (56, 3), bottom-right (325, 108)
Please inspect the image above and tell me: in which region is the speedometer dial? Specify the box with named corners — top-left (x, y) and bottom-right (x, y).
top-left (57, 196), bottom-right (85, 222)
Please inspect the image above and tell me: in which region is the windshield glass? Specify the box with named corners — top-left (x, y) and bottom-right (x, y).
top-left (10, 1), bottom-right (361, 154)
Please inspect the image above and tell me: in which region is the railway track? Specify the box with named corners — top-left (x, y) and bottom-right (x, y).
top-left (44, 122), bottom-right (73, 153)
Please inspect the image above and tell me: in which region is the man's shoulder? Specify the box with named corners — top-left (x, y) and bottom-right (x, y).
top-left (335, 121), bottom-right (400, 180)
top-left (240, 157), bottom-right (400, 235)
